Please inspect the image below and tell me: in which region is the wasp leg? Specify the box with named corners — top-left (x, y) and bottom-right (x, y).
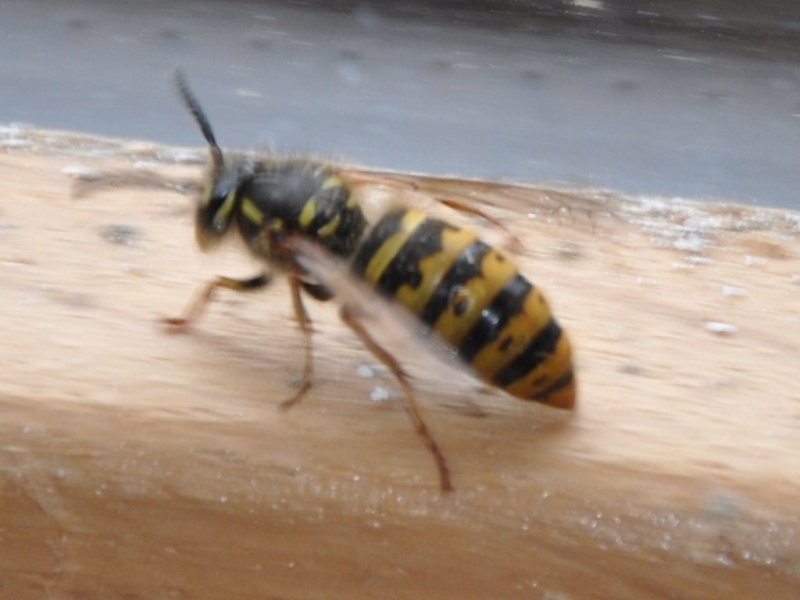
top-left (163, 273), bottom-right (271, 328)
top-left (278, 274), bottom-right (317, 410)
top-left (436, 197), bottom-right (524, 253)
top-left (339, 305), bottom-right (453, 494)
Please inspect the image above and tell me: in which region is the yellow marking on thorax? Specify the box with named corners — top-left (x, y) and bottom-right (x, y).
top-left (241, 197), bottom-right (264, 225)
top-left (317, 214), bottom-right (341, 239)
top-left (299, 199), bottom-right (317, 230)
top-left (362, 210), bottom-right (427, 285)
top-left (322, 175), bottom-right (344, 190)
top-left (433, 248), bottom-right (518, 348)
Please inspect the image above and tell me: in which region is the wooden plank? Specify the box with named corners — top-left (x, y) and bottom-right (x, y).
top-left (1, 130), bottom-right (798, 599)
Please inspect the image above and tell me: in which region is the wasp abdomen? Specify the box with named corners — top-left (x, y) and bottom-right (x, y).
top-left (352, 208), bottom-right (576, 409)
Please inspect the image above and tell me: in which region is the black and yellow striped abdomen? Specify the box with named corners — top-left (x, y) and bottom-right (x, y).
top-left (351, 208), bottom-right (576, 409)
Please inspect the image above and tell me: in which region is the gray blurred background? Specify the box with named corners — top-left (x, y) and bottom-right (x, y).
top-left (3, 0), bottom-right (800, 208)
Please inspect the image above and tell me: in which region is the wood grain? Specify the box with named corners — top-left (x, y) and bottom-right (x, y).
top-left (1, 130), bottom-right (798, 599)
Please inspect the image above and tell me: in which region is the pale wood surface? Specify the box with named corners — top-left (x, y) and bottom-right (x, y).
top-left (1, 130), bottom-right (799, 599)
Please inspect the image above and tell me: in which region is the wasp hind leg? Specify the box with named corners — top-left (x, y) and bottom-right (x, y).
top-left (339, 305), bottom-right (453, 493)
top-left (163, 273), bottom-right (271, 328)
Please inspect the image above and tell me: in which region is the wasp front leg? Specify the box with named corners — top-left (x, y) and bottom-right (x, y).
top-left (163, 273), bottom-right (271, 328)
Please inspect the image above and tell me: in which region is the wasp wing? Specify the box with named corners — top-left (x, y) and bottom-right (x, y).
top-left (285, 236), bottom-right (486, 399)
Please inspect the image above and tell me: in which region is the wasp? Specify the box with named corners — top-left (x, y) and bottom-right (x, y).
top-left (115, 70), bottom-right (577, 492)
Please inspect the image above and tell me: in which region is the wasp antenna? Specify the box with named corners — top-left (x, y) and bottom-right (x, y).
top-left (174, 68), bottom-right (224, 169)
